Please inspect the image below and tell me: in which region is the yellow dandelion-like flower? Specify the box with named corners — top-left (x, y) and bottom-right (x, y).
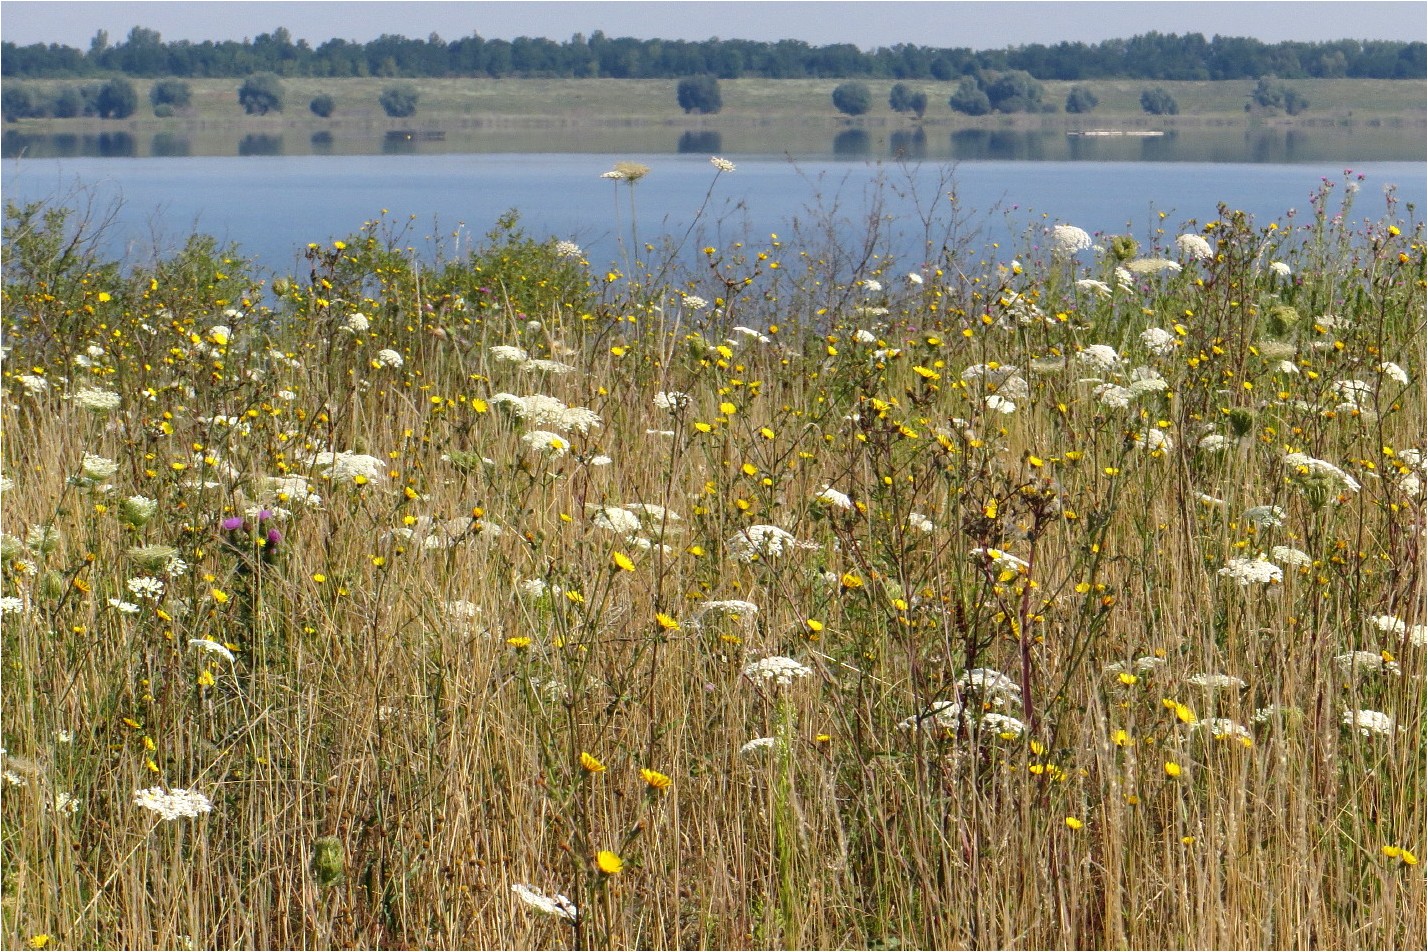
top-left (595, 850), bottom-right (623, 875)
top-left (1164, 761), bottom-right (1182, 778)
top-left (840, 572), bottom-right (863, 590)
top-left (640, 768), bottom-right (672, 791)
top-left (1065, 816), bottom-right (1084, 830)
top-left (507, 636), bottom-right (532, 649)
top-left (612, 551), bottom-right (635, 572)
top-left (655, 612), bottom-right (680, 631)
top-left (580, 752), bottom-right (607, 773)
top-left (197, 669), bottom-right (216, 687)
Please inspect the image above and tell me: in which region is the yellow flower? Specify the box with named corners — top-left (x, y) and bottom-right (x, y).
top-left (1065, 816), bottom-right (1084, 830)
top-left (612, 551), bottom-right (635, 572)
top-left (1164, 761), bottom-right (1182, 778)
top-left (655, 612), bottom-right (680, 631)
top-left (840, 572), bottom-right (863, 590)
top-left (1118, 672), bottom-right (1138, 685)
top-left (210, 588), bottom-right (229, 604)
top-left (580, 752), bottom-right (607, 773)
top-left (197, 669), bottom-right (216, 687)
top-left (640, 768), bottom-right (672, 791)
top-left (506, 636), bottom-right (531, 649)
top-left (595, 850), bottom-right (623, 875)
top-left (28, 935), bottom-right (50, 949)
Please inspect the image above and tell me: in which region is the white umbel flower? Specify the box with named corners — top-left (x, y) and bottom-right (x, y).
top-left (1218, 556), bottom-right (1283, 586)
top-left (726, 525), bottom-right (815, 562)
top-left (1342, 709), bottom-right (1394, 736)
top-left (1176, 233), bottom-right (1214, 260)
top-left (742, 655), bottom-right (812, 687)
top-left (814, 485), bottom-right (853, 509)
top-left (134, 787), bottom-right (213, 821)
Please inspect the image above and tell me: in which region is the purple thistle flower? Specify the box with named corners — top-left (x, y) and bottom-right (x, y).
top-left (221, 517), bottom-right (245, 532)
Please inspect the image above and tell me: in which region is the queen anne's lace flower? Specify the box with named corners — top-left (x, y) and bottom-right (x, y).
top-left (1334, 651), bottom-right (1401, 677)
top-left (1176, 233), bottom-right (1214, 260)
top-left (134, 787), bottom-right (213, 820)
top-left (743, 655), bottom-right (813, 686)
top-left (1219, 557), bottom-right (1283, 586)
top-left (1191, 718), bottom-right (1252, 743)
top-left (726, 525), bottom-right (815, 562)
top-left (1242, 505), bottom-right (1287, 528)
top-left (1050, 224), bottom-right (1093, 257)
top-left (814, 485), bottom-right (853, 509)
top-left (1342, 709), bottom-right (1394, 736)
top-left (1187, 673), bottom-right (1247, 690)
top-left (710, 156), bottom-right (736, 173)
top-left (1284, 452), bottom-right (1361, 493)
top-left (1077, 344), bottom-right (1122, 371)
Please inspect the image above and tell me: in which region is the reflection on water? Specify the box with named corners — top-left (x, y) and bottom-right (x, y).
top-left (150, 133), bottom-right (190, 158)
top-left (2, 122), bottom-right (1422, 163)
top-left (890, 128), bottom-right (926, 160)
top-left (677, 130), bottom-right (722, 154)
top-left (833, 128), bottom-right (870, 155)
top-left (238, 134), bottom-right (283, 157)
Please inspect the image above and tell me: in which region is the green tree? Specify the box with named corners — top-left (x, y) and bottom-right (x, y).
top-left (52, 86), bottom-right (85, 118)
top-left (94, 78), bottom-right (138, 118)
top-left (1065, 85), bottom-right (1099, 113)
top-left (149, 78), bottom-right (191, 111)
top-left (1139, 86), bottom-right (1179, 115)
top-left (1, 84), bottom-right (42, 121)
top-left (948, 77), bottom-right (991, 115)
top-left (379, 83), bottom-right (419, 117)
top-left (1250, 76), bottom-right (1309, 115)
top-left (985, 70), bottom-right (1044, 113)
top-left (237, 73), bottom-right (285, 115)
top-left (309, 93), bottom-right (335, 117)
top-left (888, 82), bottom-right (928, 118)
top-left (676, 75), bottom-right (722, 114)
top-left (831, 80), bottom-right (871, 116)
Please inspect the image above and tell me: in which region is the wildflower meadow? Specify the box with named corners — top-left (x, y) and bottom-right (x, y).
top-left (1, 160), bottom-right (1424, 950)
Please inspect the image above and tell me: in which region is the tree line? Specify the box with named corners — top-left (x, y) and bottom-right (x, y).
top-left (2, 26), bottom-right (1423, 81)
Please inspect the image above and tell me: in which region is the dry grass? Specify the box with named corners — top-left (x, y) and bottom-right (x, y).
top-left (1, 167), bottom-right (1424, 950)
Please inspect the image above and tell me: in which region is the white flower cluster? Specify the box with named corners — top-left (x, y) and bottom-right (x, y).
top-left (134, 786), bottom-right (213, 821)
top-left (1186, 673), bottom-right (1247, 690)
top-left (71, 386), bottom-right (122, 412)
top-left (189, 638), bottom-right (235, 663)
top-left (1333, 650), bottom-right (1401, 677)
top-left (1342, 709), bottom-right (1394, 737)
top-left (512, 883), bottom-right (578, 922)
top-left (688, 599), bottom-right (760, 630)
top-left (1077, 344), bottom-right (1122, 372)
top-left (342, 312), bottom-right (370, 334)
top-left (521, 430), bottom-right (570, 457)
top-left (374, 348), bottom-right (404, 369)
top-left (554, 240), bottom-right (584, 259)
top-left (1218, 556), bottom-right (1283, 586)
top-left (725, 525), bottom-right (815, 562)
top-left (1371, 614), bottom-right (1428, 649)
top-left (1125, 257), bottom-right (1182, 275)
top-left (1191, 718), bottom-right (1252, 743)
top-left (742, 655), bottom-right (812, 686)
top-left (1242, 505), bottom-right (1287, 528)
top-left (1050, 224), bottom-right (1093, 257)
top-left (814, 485), bottom-right (853, 510)
top-left (490, 393), bottom-right (602, 433)
top-left (710, 156), bottom-right (736, 173)
top-left (1284, 451), bottom-right (1361, 493)
top-left (1175, 233), bottom-right (1214, 261)
top-left (308, 451), bottom-right (387, 484)
top-left (1270, 545), bottom-right (1312, 568)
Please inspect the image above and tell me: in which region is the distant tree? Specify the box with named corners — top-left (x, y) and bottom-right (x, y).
top-left (379, 83), bottom-right (419, 117)
top-left (1250, 76), bottom-right (1309, 115)
top-left (948, 77), bottom-right (991, 115)
top-left (1140, 86), bottom-right (1180, 115)
top-left (309, 93), bottom-right (335, 117)
top-left (93, 78), bottom-right (138, 118)
top-left (831, 80), bottom-right (871, 116)
top-left (52, 85), bottom-right (86, 118)
top-left (1065, 85), bottom-right (1099, 113)
top-left (888, 82), bottom-right (927, 118)
top-left (676, 75), bottom-right (722, 114)
top-left (984, 70), bottom-right (1043, 113)
top-left (149, 78), bottom-right (191, 112)
top-left (237, 73), bottom-right (285, 115)
top-left (2, 84), bottom-right (42, 121)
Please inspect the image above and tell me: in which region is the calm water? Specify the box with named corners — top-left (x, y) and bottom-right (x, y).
top-left (3, 149), bottom-right (1423, 278)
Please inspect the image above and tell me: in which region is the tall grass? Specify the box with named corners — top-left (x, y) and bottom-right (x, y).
top-left (1, 160), bottom-right (1423, 950)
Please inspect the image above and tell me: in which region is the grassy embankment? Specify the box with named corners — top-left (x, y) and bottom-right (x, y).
top-left (0, 162), bottom-right (1424, 950)
top-left (11, 75), bottom-right (1427, 131)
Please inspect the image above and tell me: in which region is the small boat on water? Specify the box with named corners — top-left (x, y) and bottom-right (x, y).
top-left (1067, 129), bottom-right (1166, 137)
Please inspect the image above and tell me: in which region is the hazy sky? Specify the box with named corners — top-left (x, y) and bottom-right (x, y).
top-left (1, 1), bottom-right (1424, 50)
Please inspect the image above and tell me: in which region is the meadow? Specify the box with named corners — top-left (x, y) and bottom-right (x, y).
top-left (0, 159), bottom-right (1424, 950)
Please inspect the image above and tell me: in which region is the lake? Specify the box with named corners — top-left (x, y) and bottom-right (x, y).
top-left (2, 126), bottom-right (1423, 278)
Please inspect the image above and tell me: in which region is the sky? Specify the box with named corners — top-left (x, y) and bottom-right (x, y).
top-left (1, 0), bottom-right (1424, 50)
